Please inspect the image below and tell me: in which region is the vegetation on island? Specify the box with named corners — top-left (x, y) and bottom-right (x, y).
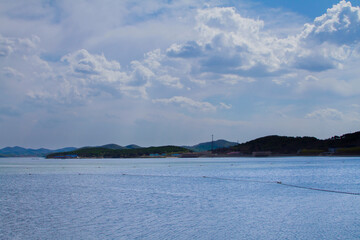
top-left (185, 139), bottom-right (238, 152)
top-left (2, 131), bottom-right (360, 158)
top-left (46, 145), bottom-right (191, 159)
top-left (215, 131), bottom-right (360, 156)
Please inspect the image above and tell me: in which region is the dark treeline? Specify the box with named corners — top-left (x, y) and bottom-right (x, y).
top-left (46, 145), bottom-right (191, 158)
top-left (215, 131), bottom-right (360, 155)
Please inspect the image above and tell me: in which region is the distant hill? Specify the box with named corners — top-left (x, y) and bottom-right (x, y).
top-left (215, 131), bottom-right (360, 156)
top-left (125, 144), bottom-right (141, 149)
top-left (3, 131), bottom-right (360, 158)
top-left (0, 143), bottom-right (142, 158)
top-left (86, 144), bottom-right (142, 150)
top-left (99, 144), bottom-right (125, 150)
top-left (46, 145), bottom-right (191, 159)
top-left (0, 146), bottom-right (77, 157)
top-left (186, 139), bottom-right (238, 152)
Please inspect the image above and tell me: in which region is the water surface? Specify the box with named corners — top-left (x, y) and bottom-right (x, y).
top-left (1, 157), bottom-right (359, 239)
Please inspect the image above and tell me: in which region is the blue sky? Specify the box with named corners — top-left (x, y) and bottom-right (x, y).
top-left (1, 0), bottom-right (360, 148)
top-left (255, 0), bottom-right (360, 18)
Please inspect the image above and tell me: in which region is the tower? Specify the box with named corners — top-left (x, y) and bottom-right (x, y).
top-left (211, 134), bottom-right (214, 153)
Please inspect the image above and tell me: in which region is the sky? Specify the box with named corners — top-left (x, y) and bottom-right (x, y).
top-left (1, 0), bottom-right (360, 149)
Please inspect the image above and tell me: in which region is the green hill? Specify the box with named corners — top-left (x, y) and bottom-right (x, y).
top-left (125, 144), bottom-right (142, 149)
top-left (186, 139), bottom-right (238, 152)
top-left (46, 145), bottom-right (191, 159)
top-left (215, 131), bottom-right (360, 155)
top-left (0, 146), bottom-right (77, 157)
top-left (99, 144), bottom-right (125, 150)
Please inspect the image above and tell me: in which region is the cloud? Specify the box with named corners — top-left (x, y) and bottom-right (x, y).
top-left (1, 0), bottom-right (360, 148)
top-left (61, 49), bottom-right (122, 79)
top-left (220, 74), bottom-right (255, 84)
top-left (165, 7), bottom-right (285, 78)
top-left (292, 1), bottom-right (360, 71)
top-left (0, 34), bottom-right (39, 57)
top-left (25, 49), bottom-right (154, 104)
top-left (153, 96), bottom-right (217, 112)
top-left (5, 2), bottom-right (360, 108)
top-left (297, 74), bottom-right (358, 96)
top-left (1, 67), bottom-right (24, 79)
top-left (219, 102), bottom-right (232, 110)
top-left (163, 1), bottom-right (360, 82)
top-left (306, 108), bottom-right (344, 120)
top-left (166, 41), bottom-right (202, 58)
top-left (301, 0), bottom-right (360, 45)
top-left (157, 75), bottom-right (183, 89)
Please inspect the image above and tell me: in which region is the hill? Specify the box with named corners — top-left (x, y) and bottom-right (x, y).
top-left (0, 146), bottom-right (77, 157)
top-left (81, 144), bottom-right (142, 150)
top-left (186, 139), bottom-right (238, 152)
top-left (46, 145), bottom-right (191, 159)
top-left (125, 144), bottom-right (141, 149)
top-left (99, 144), bottom-right (125, 150)
top-left (215, 131), bottom-right (360, 156)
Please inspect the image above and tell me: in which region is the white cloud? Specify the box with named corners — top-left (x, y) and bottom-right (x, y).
top-left (9, 2), bottom-right (359, 108)
top-left (1, 0), bottom-right (360, 148)
top-left (219, 102), bottom-right (232, 110)
top-left (153, 96), bottom-right (217, 112)
top-left (220, 74), bottom-right (255, 84)
top-left (306, 108), bottom-right (344, 120)
top-left (293, 1), bottom-right (360, 71)
top-left (297, 73), bottom-right (358, 96)
top-left (166, 7), bottom-right (285, 78)
top-left (163, 1), bottom-right (360, 86)
top-left (24, 48), bottom-right (155, 103)
top-left (0, 34), bottom-right (39, 57)
top-left (301, 0), bottom-right (360, 45)
top-left (157, 75), bottom-right (183, 89)
top-left (12, 2), bottom-right (360, 108)
top-left (61, 49), bottom-right (122, 79)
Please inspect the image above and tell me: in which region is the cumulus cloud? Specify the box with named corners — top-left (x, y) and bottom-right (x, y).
top-left (25, 49), bottom-right (155, 103)
top-left (153, 96), bottom-right (217, 112)
top-left (163, 1), bottom-right (360, 84)
top-left (167, 41), bottom-right (202, 58)
top-left (293, 1), bottom-right (360, 71)
top-left (301, 0), bottom-right (360, 45)
top-left (5, 1), bottom-right (360, 108)
top-left (166, 7), bottom-right (285, 78)
top-left (2, 2), bottom-right (360, 105)
top-left (0, 0), bottom-right (360, 148)
top-left (61, 49), bottom-right (122, 80)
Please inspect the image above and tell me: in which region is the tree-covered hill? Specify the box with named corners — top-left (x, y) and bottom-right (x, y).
top-left (215, 131), bottom-right (360, 155)
top-left (185, 139), bottom-right (238, 152)
top-left (0, 146), bottom-right (77, 157)
top-left (46, 145), bottom-right (191, 158)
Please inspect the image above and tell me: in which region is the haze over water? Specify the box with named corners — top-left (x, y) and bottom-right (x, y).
top-left (1, 157), bottom-right (359, 239)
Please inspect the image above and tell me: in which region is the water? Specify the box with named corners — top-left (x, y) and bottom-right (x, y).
top-left (0, 157), bottom-right (359, 239)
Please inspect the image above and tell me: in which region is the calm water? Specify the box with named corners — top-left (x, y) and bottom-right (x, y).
top-left (0, 157), bottom-right (359, 239)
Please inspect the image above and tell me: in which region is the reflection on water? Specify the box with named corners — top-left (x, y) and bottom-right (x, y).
top-left (1, 157), bottom-right (359, 239)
